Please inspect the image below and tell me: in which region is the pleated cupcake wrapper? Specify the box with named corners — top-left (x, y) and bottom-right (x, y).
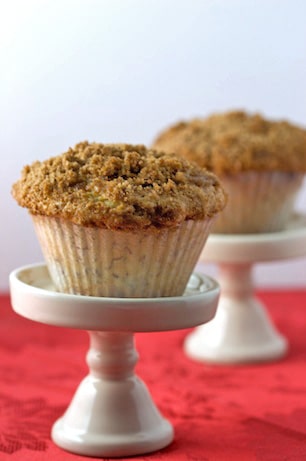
top-left (212, 172), bottom-right (304, 234)
top-left (32, 215), bottom-right (213, 297)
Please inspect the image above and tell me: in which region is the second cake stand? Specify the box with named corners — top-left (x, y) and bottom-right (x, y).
top-left (10, 263), bottom-right (220, 458)
top-left (184, 214), bottom-right (306, 364)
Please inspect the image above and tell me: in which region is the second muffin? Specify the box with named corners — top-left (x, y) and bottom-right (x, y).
top-left (153, 111), bottom-right (306, 234)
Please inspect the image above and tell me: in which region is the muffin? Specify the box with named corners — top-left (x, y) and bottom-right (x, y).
top-left (12, 142), bottom-right (226, 297)
top-left (153, 111), bottom-right (306, 234)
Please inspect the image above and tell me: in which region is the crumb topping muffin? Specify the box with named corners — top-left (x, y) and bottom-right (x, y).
top-left (12, 142), bottom-right (226, 230)
top-left (153, 111), bottom-right (306, 174)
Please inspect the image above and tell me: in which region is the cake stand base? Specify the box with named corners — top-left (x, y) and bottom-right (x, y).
top-left (10, 264), bottom-right (220, 458)
top-left (52, 360), bottom-right (173, 457)
top-left (185, 293), bottom-right (287, 364)
top-left (185, 214), bottom-right (306, 364)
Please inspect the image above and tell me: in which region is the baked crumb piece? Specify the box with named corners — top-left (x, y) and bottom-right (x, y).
top-left (12, 142), bottom-right (226, 229)
top-left (153, 111), bottom-right (306, 174)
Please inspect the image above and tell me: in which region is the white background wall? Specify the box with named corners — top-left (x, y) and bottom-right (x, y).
top-left (1, 0), bottom-right (306, 291)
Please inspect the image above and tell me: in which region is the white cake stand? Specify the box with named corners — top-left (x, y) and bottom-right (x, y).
top-left (184, 213), bottom-right (306, 364)
top-left (9, 263), bottom-right (220, 458)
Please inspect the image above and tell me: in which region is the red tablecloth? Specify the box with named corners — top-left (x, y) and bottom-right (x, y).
top-left (1, 290), bottom-right (306, 461)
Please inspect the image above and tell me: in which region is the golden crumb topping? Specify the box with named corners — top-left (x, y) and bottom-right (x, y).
top-left (153, 111), bottom-right (306, 174)
top-left (12, 142), bottom-right (226, 229)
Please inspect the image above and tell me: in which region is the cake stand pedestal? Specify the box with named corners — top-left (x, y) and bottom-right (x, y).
top-left (184, 214), bottom-right (306, 364)
top-left (10, 263), bottom-right (220, 458)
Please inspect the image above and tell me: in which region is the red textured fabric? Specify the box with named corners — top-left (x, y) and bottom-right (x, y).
top-left (1, 291), bottom-right (306, 461)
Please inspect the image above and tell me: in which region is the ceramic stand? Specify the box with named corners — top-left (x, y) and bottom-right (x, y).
top-left (184, 213), bottom-right (306, 364)
top-left (10, 263), bottom-right (220, 458)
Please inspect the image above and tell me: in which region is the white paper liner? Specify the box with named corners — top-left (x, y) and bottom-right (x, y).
top-left (212, 172), bottom-right (304, 234)
top-left (32, 216), bottom-right (213, 297)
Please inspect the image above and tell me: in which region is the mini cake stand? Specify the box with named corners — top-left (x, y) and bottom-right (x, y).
top-left (184, 213), bottom-right (306, 364)
top-left (9, 263), bottom-right (220, 458)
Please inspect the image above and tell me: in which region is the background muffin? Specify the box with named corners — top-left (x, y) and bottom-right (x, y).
top-left (12, 142), bottom-right (226, 297)
top-left (153, 111), bottom-right (306, 234)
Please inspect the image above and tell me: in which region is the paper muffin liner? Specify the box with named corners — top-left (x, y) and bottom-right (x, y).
top-left (212, 171), bottom-right (304, 234)
top-left (32, 215), bottom-right (213, 297)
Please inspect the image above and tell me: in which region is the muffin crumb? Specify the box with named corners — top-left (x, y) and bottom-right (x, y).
top-left (153, 111), bottom-right (306, 174)
top-left (12, 142), bottom-right (226, 229)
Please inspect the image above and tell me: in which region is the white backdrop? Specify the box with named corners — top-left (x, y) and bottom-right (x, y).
top-left (1, 0), bottom-right (306, 291)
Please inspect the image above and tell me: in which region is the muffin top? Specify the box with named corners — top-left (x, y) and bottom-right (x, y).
top-left (12, 142), bottom-right (226, 230)
top-left (153, 111), bottom-right (306, 174)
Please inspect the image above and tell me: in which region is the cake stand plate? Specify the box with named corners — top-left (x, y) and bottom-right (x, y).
top-left (10, 263), bottom-right (220, 458)
top-left (184, 214), bottom-right (306, 364)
